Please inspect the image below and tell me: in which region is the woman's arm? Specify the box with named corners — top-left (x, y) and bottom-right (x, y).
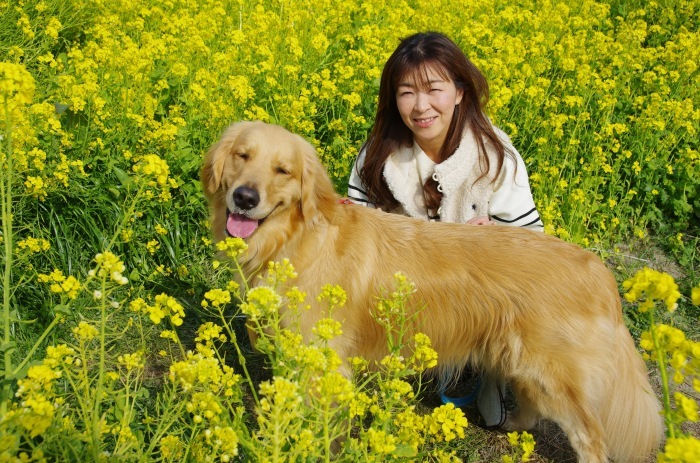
top-left (347, 148), bottom-right (376, 207)
top-left (489, 150), bottom-right (544, 231)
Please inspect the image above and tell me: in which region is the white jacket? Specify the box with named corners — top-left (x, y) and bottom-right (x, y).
top-left (347, 126), bottom-right (543, 230)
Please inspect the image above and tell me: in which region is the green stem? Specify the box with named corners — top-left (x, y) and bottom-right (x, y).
top-left (92, 276), bottom-right (108, 459)
top-left (323, 403), bottom-right (331, 463)
top-left (217, 305), bottom-right (259, 405)
top-left (106, 182), bottom-right (147, 253)
top-left (10, 315), bottom-right (62, 377)
top-left (1, 97), bottom-right (14, 413)
top-left (649, 310), bottom-right (675, 439)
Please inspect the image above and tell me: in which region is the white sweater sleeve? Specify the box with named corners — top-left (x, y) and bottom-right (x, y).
top-left (347, 148), bottom-right (376, 207)
top-left (489, 151), bottom-right (544, 231)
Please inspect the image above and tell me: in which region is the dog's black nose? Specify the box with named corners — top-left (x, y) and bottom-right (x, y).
top-left (233, 186), bottom-right (260, 210)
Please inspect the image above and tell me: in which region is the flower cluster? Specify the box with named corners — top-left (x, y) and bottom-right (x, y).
top-left (238, 286), bottom-right (281, 321)
top-left (658, 436), bottom-right (700, 462)
top-left (317, 284), bottom-right (347, 311)
top-left (201, 288), bottom-right (231, 309)
top-left (6, 345), bottom-right (75, 438)
top-left (427, 403), bottom-right (469, 443)
top-left (263, 258), bottom-right (297, 286)
top-left (215, 236), bottom-right (248, 260)
top-left (91, 251), bottom-right (128, 285)
top-left (624, 268), bottom-right (700, 459)
top-left (131, 153), bottom-right (178, 202)
top-left (130, 294), bottom-right (185, 326)
top-left (194, 322), bottom-right (228, 345)
top-left (408, 332), bottom-right (439, 372)
top-left (640, 324), bottom-right (700, 392)
top-left (0, 62), bottom-right (35, 108)
top-left (15, 236), bottom-right (50, 254)
top-left (623, 267), bottom-right (682, 312)
top-left (503, 431), bottom-right (536, 463)
top-left (312, 317), bottom-right (343, 341)
top-left (72, 321), bottom-right (99, 343)
top-left (37, 269), bottom-right (82, 300)
top-left (169, 348), bottom-right (241, 400)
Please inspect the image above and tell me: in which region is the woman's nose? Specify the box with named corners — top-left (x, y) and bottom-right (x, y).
top-left (414, 92), bottom-right (430, 112)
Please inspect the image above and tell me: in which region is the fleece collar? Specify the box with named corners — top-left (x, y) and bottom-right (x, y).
top-left (382, 126), bottom-right (499, 222)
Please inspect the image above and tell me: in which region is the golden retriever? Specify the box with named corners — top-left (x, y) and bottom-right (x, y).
top-left (201, 121), bottom-right (663, 463)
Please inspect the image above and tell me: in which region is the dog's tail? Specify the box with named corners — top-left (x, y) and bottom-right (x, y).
top-left (602, 324), bottom-right (664, 462)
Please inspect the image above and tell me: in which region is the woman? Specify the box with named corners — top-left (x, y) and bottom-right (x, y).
top-left (348, 32), bottom-right (542, 229)
top-left (347, 31), bottom-right (543, 428)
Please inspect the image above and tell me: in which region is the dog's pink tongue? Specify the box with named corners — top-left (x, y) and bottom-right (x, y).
top-left (226, 213), bottom-right (259, 238)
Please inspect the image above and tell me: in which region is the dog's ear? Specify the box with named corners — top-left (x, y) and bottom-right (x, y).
top-left (299, 138), bottom-right (337, 220)
top-left (201, 122), bottom-right (250, 196)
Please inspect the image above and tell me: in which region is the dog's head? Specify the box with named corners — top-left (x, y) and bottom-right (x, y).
top-left (201, 121), bottom-right (337, 245)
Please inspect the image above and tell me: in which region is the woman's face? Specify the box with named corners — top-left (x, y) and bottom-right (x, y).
top-left (395, 65), bottom-right (464, 160)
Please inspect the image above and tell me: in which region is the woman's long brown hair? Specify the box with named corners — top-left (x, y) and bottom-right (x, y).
top-left (359, 32), bottom-right (512, 212)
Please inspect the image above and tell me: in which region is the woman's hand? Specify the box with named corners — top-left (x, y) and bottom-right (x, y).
top-left (467, 216), bottom-right (496, 226)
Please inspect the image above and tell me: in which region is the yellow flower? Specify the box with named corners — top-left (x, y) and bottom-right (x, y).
top-left (24, 176), bottom-right (48, 200)
top-left (312, 317), bottom-right (343, 340)
top-left (239, 286), bottom-right (280, 319)
top-left (146, 239), bottom-right (160, 254)
top-left (0, 62), bottom-right (36, 106)
top-left (160, 435), bottom-right (185, 460)
top-left (658, 436), bottom-right (700, 462)
top-left (317, 284), bottom-right (347, 311)
top-left (366, 427), bottom-right (397, 455)
top-left (118, 351), bottom-right (145, 372)
top-left (675, 392), bottom-right (699, 422)
top-left (38, 269), bottom-right (81, 299)
top-left (93, 251), bottom-right (128, 284)
top-left (215, 236), bottom-right (247, 259)
top-left (427, 403), bottom-right (468, 442)
top-left (16, 237), bottom-right (51, 253)
top-left (410, 333), bottom-right (438, 371)
top-left (202, 289), bottom-right (231, 308)
top-left (132, 154), bottom-right (178, 202)
top-left (623, 268), bottom-right (681, 312)
top-left (195, 322), bottom-right (227, 343)
top-left (73, 321), bottom-right (99, 342)
top-left (44, 17), bottom-right (62, 40)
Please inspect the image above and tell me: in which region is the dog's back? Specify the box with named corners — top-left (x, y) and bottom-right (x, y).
top-left (299, 203), bottom-right (663, 462)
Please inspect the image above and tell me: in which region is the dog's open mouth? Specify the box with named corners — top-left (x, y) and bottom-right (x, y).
top-left (226, 211), bottom-right (259, 239)
top-left (225, 205), bottom-right (279, 239)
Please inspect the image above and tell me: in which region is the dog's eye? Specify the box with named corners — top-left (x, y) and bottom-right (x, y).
top-left (275, 166), bottom-right (290, 175)
top-left (236, 152), bottom-right (249, 160)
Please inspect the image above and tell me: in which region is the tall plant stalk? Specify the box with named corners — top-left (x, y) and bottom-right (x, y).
top-left (1, 97), bottom-right (14, 414)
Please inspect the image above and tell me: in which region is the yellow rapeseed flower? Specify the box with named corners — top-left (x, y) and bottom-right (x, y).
top-left (72, 321), bottom-right (99, 342)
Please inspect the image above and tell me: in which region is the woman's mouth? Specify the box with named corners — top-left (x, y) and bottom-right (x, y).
top-left (414, 116), bottom-right (436, 128)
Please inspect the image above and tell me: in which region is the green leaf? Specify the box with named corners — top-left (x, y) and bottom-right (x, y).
top-left (54, 304), bottom-right (72, 316)
top-left (0, 341), bottom-right (17, 354)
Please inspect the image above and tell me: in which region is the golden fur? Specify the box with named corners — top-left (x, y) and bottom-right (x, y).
top-left (201, 121), bottom-right (663, 462)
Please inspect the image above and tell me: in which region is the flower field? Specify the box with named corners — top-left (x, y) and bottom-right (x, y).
top-left (1, 0), bottom-right (699, 461)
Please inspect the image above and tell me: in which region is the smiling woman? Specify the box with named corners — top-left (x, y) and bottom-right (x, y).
top-left (348, 31), bottom-right (543, 230)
